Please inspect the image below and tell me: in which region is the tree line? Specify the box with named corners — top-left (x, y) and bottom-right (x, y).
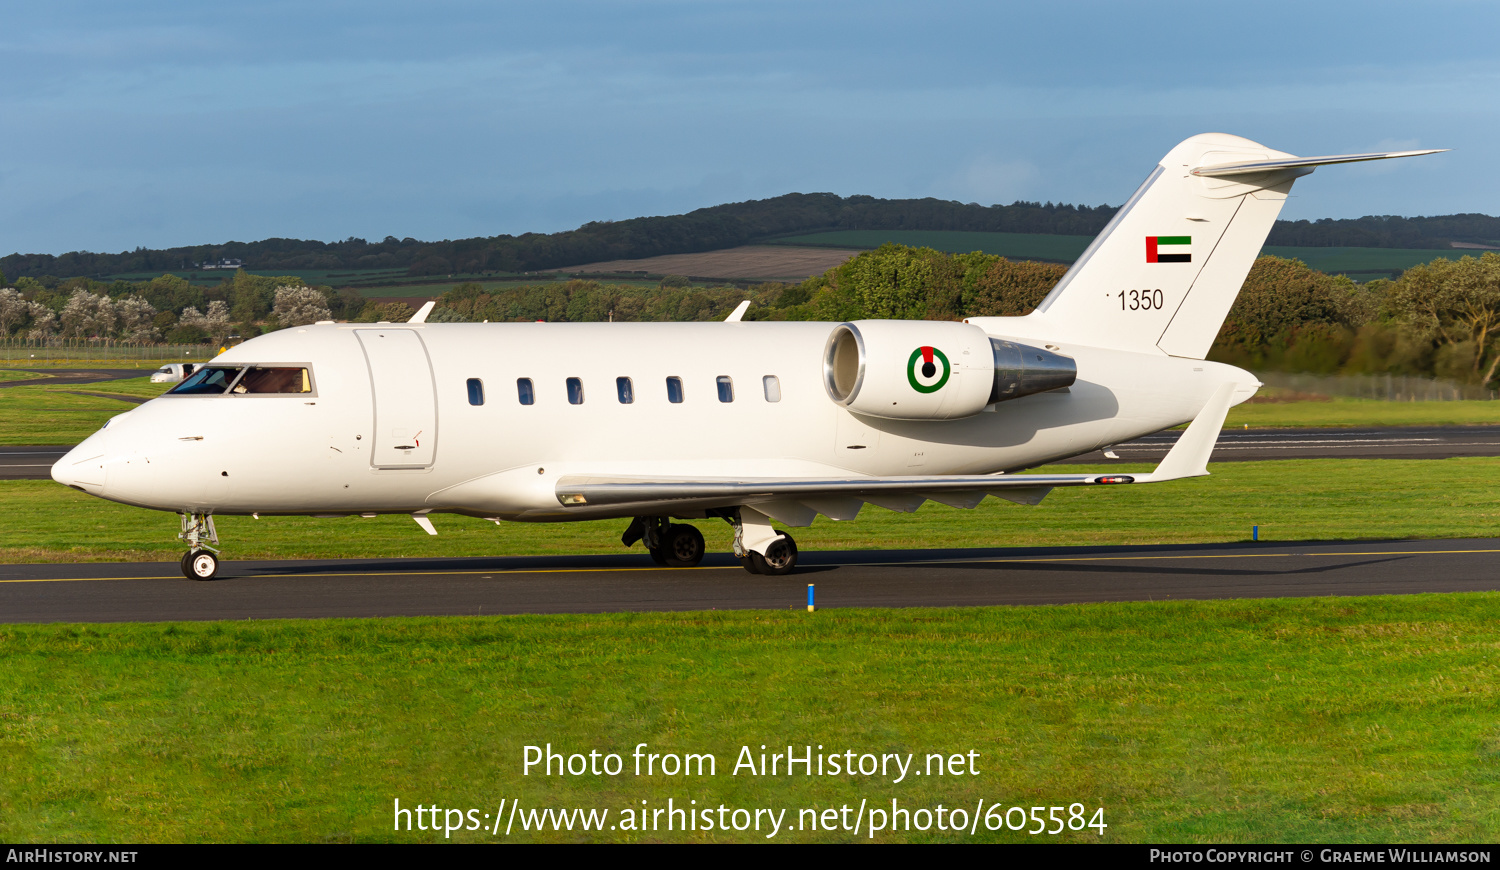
top-left (0, 271), bottom-right (365, 346)
top-left (8, 191), bottom-right (1498, 281)
top-left (425, 246), bottom-right (1500, 389)
top-left (4, 245), bottom-right (1495, 388)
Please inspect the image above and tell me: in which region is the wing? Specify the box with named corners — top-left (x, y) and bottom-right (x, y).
top-left (553, 383), bottom-right (1237, 525)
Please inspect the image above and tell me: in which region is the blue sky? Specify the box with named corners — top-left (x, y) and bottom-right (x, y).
top-left (3, 0), bottom-right (1496, 255)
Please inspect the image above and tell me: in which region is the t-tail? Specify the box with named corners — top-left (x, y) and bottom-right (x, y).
top-left (971, 133), bottom-right (1443, 359)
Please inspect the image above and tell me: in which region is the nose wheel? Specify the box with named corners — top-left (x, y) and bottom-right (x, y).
top-left (178, 511), bottom-right (222, 581)
top-left (182, 549), bottom-right (219, 580)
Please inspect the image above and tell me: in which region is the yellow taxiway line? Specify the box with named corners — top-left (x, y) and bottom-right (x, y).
top-left (2, 547), bottom-right (1498, 584)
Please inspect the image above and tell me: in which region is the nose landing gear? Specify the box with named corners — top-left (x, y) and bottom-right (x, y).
top-left (179, 512), bottom-right (221, 580)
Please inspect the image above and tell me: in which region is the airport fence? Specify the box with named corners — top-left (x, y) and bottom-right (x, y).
top-left (1257, 371), bottom-right (1497, 401)
top-left (0, 337), bottom-right (216, 368)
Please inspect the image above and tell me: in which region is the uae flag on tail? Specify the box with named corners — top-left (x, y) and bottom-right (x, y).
top-left (1146, 236), bottom-right (1191, 263)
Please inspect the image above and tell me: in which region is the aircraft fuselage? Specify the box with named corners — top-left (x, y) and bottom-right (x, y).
top-left (54, 319), bottom-right (1256, 522)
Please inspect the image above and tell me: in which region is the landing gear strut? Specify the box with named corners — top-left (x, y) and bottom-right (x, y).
top-left (179, 512), bottom-right (220, 580)
top-left (726, 507), bottom-right (799, 575)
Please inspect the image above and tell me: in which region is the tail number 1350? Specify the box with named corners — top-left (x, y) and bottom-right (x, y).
top-left (1120, 289), bottom-right (1165, 311)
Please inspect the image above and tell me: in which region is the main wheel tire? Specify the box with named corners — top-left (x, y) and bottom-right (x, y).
top-left (183, 549), bottom-right (218, 581)
top-left (749, 532), bottom-right (798, 576)
top-left (647, 546), bottom-right (668, 566)
top-left (662, 523), bottom-right (706, 568)
top-left (738, 553), bottom-right (762, 574)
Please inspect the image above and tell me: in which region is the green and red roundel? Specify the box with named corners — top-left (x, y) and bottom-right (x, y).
top-left (907, 346), bottom-right (951, 393)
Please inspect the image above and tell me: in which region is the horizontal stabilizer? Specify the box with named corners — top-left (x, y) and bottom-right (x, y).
top-left (1191, 149), bottom-right (1445, 178)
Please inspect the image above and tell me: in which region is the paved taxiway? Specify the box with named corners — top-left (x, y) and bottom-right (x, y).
top-left (0, 367), bottom-right (148, 389)
top-left (2, 539), bottom-right (1496, 623)
top-left (1058, 425), bottom-right (1500, 463)
top-left (6, 426), bottom-right (1498, 481)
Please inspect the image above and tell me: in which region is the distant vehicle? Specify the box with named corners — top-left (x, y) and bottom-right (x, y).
top-left (53, 133), bottom-right (1443, 580)
top-left (149, 363), bottom-right (197, 384)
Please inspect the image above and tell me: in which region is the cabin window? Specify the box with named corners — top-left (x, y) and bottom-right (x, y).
top-left (517, 378), bottom-right (535, 405)
top-left (168, 366), bottom-right (242, 395)
top-left (466, 378), bottom-right (484, 406)
top-left (716, 376), bottom-right (734, 403)
top-left (616, 377), bottom-right (634, 404)
top-left (666, 376), bottom-right (684, 403)
top-left (233, 366), bottom-right (312, 394)
top-left (763, 375), bottom-right (781, 402)
top-left (567, 377), bottom-right (585, 405)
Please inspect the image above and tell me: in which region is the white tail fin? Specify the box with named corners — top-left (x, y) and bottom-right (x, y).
top-left (1008, 133), bottom-right (1442, 359)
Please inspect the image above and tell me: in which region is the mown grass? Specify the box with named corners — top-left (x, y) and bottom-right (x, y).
top-left (1225, 398), bottom-right (1499, 429)
top-left (0, 378), bottom-right (172, 445)
top-left (2, 595), bottom-right (1499, 842)
top-left (4, 457), bottom-right (1496, 563)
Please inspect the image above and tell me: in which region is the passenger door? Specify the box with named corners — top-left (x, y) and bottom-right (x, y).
top-left (356, 329), bottom-right (438, 468)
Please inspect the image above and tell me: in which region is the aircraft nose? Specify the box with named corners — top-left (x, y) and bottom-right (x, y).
top-left (51, 430), bottom-right (109, 493)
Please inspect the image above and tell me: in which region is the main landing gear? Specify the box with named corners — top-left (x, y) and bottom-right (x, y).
top-left (622, 517), bottom-right (706, 567)
top-left (621, 508), bottom-right (799, 575)
top-left (179, 512), bottom-right (221, 580)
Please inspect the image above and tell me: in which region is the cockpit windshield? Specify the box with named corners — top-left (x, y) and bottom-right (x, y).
top-left (166, 365), bottom-right (314, 396)
top-left (168, 366), bottom-right (241, 395)
top-left (232, 366), bottom-right (312, 394)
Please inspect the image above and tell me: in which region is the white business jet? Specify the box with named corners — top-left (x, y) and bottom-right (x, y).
top-left (52, 134), bottom-right (1441, 580)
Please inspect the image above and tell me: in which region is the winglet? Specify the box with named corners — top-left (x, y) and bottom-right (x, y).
top-left (724, 300), bottom-right (751, 322)
top-left (1138, 382), bottom-right (1236, 482)
top-left (409, 301), bottom-right (436, 324)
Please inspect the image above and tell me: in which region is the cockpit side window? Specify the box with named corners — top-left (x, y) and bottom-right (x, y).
top-left (168, 366), bottom-right (243, 395)
top-left (232, 366), bottom-right (313, 394)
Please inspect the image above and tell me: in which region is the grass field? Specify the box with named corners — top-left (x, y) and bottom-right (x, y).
top-left (0, 377), bottom-right (172, 445)
top-left (2, 594), bottom-right (1498, 842)
top-left (1225, 398), bottom-right (1499, 429)
top-left (774, 230), bottom-right (1092, 263)
top-left (98, 268), bottom-right (575, 294)
top-left (771, 231), bottom-right (1479, 279)
top-left (2, 457), bottom-right (1495, 563)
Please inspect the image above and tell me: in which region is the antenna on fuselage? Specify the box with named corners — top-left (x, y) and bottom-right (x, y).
top-left (409, 301), bottom-right (436, 324)
top-left (725, 300), bottom-right (751, 322)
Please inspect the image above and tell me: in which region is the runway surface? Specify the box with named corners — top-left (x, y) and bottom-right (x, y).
top-left (2, 538), bottom-right (1496, 623)
top-left (0, 446), bottom-right (69, 480)
top-left (6, 425), bottom-right (1496, 481)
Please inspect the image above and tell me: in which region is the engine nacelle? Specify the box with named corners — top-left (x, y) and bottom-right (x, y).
top-left (823, 320), bottom-right (995, 420)
top-left (823, 321), bottom-right (1076, 420)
